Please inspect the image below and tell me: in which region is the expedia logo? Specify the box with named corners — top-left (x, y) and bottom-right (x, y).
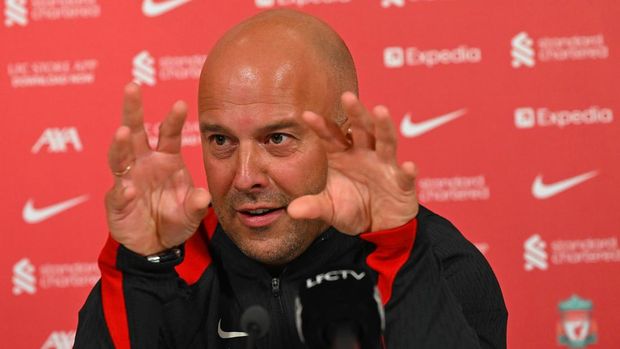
top-left (384, 45), bottom-right (482, 68)
top-left (514, 106), bottom-right (613, 129)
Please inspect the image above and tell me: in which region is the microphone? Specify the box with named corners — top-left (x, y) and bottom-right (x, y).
top-left (295, 268), bottom-right (385, 349)
top-left (241, 305), bottom-right (270, 349)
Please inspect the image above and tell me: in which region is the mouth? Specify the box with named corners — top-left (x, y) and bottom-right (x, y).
top-left (236, 206), bottom-right (286, 228)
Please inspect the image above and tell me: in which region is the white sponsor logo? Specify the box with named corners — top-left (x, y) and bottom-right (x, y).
top-left (4, 0), bottom-right (100, 27)
top-left (524, 235), bottom-right (620, 271)
top-left (132, 50), bottom-right (156, 86)
top-left (41, 331), bottom-right (75, 349)
top-left (384, 45), bottom-right (481, 68)
top-left (381, 0), bottom-right (442, 7)
top-left (532, 171), bottom-right (598, 200)
top-left (22, 195), bottom-right (89, 224)
top-left (12, 258), bottom-right (36, 295)
top-left (511, 32), bottom-right (535, 68)
top-left (255, 0), bottom-right (350, 8)
top-left (132, 50), bottom-right (207, 86)
top-left (418, 175), bottom-right (490, 203)
top-left (12, 258), bottom-right (99, 296)
top-left (31, 127), bottom-right (83, 153)
top-left (306, 270), bottom-right (365, 289)
top-left (217, 320), bottom-right (249, 339)
top-left (145, 120), bottom-right (201, 148)
top-left (400, 108), bottom-right (466, 138)
top-left (4, 0), bottom-right (28, 27)
top-left (142, 0), bottom-right (191, 17)
top-left (381, 0), bottom-right (405, 7)
top-left (7, 59), bottom-right (98, 88)
top-left (514, 106), bottom-right (613, 129)
top-left (524, 234), bottom-right (548, 271)
top-left (511, 31), bottom-right (608, 68)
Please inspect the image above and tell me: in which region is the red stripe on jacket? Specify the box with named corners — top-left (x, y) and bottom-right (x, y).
top-left (98, 237), bottom-right (130, 349)
top-left (175, 208), bottom-right (217, 285)
top-left (360, 218), bottom-right (417, 305)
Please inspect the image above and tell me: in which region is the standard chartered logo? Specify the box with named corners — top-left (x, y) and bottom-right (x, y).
top-left (12, 258), bottom-right (36, 295)
top-left (524, 234), bottom-right (548, 271)
top-left (511, 32), bottom-right (535, 68)
top-left (4, 0), bottom-right (28, 27)
top-left (132, 50), bottom-right (156, 86)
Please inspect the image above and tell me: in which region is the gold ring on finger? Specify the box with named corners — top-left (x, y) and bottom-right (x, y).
top-left (113, 160), bottom-right (134, 177)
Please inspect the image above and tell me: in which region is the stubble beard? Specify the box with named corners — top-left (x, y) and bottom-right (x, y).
top-left (212, 189), bottom-right (328, 266)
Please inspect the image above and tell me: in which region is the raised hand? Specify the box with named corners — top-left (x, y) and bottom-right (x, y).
top-left (105, 83), bottom-right (211, 256)
top-left (287, 92), bottom-right (418, 235)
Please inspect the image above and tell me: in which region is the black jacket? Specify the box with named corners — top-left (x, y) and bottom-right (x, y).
top-left (75, 206), bottom-right (507, 348)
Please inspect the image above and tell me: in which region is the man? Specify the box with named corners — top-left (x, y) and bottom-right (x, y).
top-left (75, 9), bottom-right (507, 349)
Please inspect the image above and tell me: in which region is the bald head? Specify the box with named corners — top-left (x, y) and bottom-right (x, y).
top-left (198, 9), bottom-right (358, 123)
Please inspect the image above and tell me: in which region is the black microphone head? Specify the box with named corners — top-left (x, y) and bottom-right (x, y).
top-left (295, 268), bottom-right (385, 349)
top-left (240, 305), bottom-right (270, 338)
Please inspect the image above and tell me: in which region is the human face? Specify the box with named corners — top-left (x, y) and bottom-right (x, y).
top-left (199, 54), bottom-right (333, 266)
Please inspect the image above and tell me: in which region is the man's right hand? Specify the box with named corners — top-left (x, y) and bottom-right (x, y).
top-left (105, 83), bottom-right (211, 256)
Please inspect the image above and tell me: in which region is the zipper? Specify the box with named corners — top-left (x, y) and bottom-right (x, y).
top-left (271, 277), bottom-right (296, 347)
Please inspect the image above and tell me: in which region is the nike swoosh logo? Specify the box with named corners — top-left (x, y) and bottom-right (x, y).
top-left (22, 195), bottom-right (89, 224)
top-left (531, 171), bottom-right (598, 199)
top-left (142, 0), bottom-right (191, 17)
top-left (217, 319), bottom-right (248, 339)
top-left (400, 108), bottom-right (467, 138)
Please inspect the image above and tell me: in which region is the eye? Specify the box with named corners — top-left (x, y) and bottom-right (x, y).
top-left (211, 134), bottom-right (228, 146)
top-left (268, 133), bottom-right (289, 145)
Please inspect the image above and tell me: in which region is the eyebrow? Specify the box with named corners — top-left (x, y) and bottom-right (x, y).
top-left (200, 120), bottom-right (303, 135)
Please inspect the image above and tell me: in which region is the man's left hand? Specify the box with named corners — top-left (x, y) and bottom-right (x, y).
top-left (288, 92), bottom-right (419, 235)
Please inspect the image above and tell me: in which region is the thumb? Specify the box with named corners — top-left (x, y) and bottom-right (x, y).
top-left (185, 187), bottom-right (211, 224)
top-left (287, 191), bottom-right (334, 223)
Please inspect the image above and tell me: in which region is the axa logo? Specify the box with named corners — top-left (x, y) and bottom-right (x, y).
top-left (142, 0), bottom-right (191, 17)
top-left (133, 50), bottom-right (156, 86)
top-left (511, 31), bottom-right (535, 68)
top-left (12, 258), bottom-right (36, 295)
top-left (4, 0), bottom-right (28, 27)
top-left (32, 127), bottom-right (83, 153)
top-left (524, 234), bottom-right (548, 271)
top-left (532, 171), bottom-right (598, 200)
top-left (305, 270), bottom-right (365, 289)
top-left (41, 330), bottom-right (75, 349)
top-left (400, 109), bottom-right (466, 138)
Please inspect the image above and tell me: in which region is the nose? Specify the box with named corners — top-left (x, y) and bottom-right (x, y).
top-left (232, 141), bottom-right (269, 192)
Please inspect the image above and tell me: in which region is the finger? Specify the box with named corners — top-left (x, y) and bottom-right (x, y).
top-left (372, 105), bottom-right (398, 161)
top-left (184, 187), bottom-right (211, 224)
top-left (302, 111), bottom-right (350, 152)
top-left (122, 82), bottom-right (150, 154)
top-left (341, 92), bottom-right (375, 149)
top-left (105, 183), bottom-right (137, 213)
top-left (108, 126), bottom-right (135, 179)
top-left (157, 100), bottom-right (187, 153)
top-left (287, 191), bottom-right (334, 223)
top-left (398, 161), bottom-right (418, 191)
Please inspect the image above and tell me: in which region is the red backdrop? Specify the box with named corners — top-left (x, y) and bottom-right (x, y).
top-left (2, 1), bottom-right (619, 348)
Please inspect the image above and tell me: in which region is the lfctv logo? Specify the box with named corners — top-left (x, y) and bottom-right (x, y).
top-left (514, 106), bottom-right (613, 129)
top-left (255, 0), bottom-right (350, 8)
top-left (384, 45), bottom-right (481, 68)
